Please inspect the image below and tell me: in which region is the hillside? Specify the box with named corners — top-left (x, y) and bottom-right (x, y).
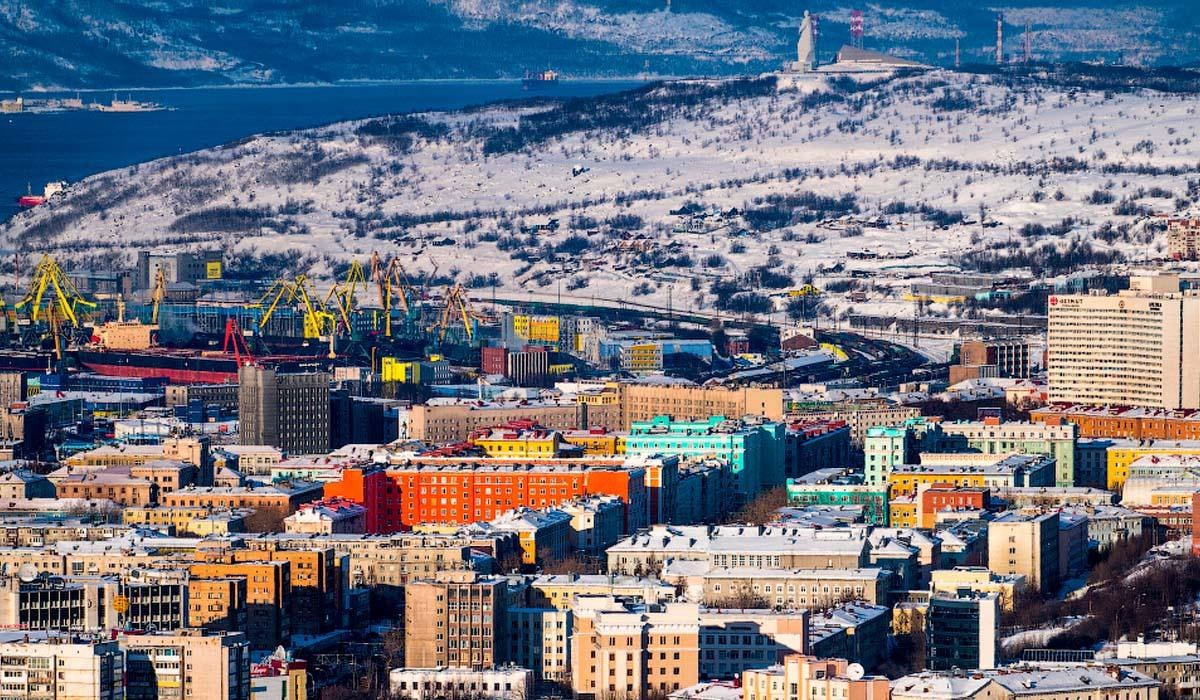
top-left (3, 69), bottom-right (1198, 330)
top-left (3, 0), bottom-right (1200, 90)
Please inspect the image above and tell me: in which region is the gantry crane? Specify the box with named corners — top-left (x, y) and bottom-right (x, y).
top-left (14, 254), bottom-right (97, 327)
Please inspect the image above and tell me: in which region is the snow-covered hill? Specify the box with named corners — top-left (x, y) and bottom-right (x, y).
top-left (3, 1), bottom-right (1199, 90)
top-left (4, 70), bottom-right (1198, 321)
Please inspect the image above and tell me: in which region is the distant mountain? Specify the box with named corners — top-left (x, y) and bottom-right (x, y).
top-left (2, 0), bottom-right (1199, 90)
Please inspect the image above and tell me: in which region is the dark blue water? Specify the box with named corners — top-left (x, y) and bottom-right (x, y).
top-left (0, 80), bottom-right (640, 221)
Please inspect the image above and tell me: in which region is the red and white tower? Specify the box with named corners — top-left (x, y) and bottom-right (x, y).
top-left (849, 10), bottom-right (864, 49)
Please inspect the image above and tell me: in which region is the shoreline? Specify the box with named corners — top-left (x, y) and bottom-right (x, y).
top-left (5, 75), bottom-right (684, 97)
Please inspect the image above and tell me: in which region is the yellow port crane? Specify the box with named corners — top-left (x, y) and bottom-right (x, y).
top-left (323, 258), bottom-right (369, 336)
top-left (15, 254), bottom-right (96, 326)
top-left (250, 276), bottom-right (299, 331)
top-left (293, 274), bottom-right (336, 340)
top-left (430, 283), bottom-right (483, 343)
top-left (370, 252), bottom-right (420, 336)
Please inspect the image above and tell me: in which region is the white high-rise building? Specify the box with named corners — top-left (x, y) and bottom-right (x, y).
top-left (1047, 273), bottom-right (1200, 409)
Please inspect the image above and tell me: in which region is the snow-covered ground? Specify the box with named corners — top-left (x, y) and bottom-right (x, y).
top-left (5, 69), bottom-right (1199, 321)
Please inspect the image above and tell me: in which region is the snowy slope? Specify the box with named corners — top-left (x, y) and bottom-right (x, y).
top-left (4, 70), bottom-right (1198, 323)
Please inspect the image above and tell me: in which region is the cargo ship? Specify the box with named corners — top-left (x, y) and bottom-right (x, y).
top-left (0, 351), bottom-right (58, 373)
top-left (76, 348), bottom-right (242, 384)
top-left (522, 69), bottom-right (560, 89)
top-left (17, 181), bottom-right (66, 208)
top-left (76, 348), bottom-right (332, 384)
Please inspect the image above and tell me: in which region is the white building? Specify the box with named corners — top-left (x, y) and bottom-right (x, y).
top-left (559, 495), bottom-right (625, 557)
top-left (1048, 273), bottom-right (1200, 409)
top-left (0, 632), bottom-right (125, 699)
top-left (389, 666), bottom-right (532, 700)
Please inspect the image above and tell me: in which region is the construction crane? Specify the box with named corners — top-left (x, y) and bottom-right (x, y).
top-left (430, 283), bottom-right (483, 343)
top-left (150, 268), bottom-right (167, 324)
top-left (15, 254), bottom-right (97, 326)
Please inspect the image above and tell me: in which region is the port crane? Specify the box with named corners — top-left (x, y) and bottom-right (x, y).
top-left (370, 252), bottom-right (420, 337)
top-left (292, 275), bottom-right (336, 341)
top-left (250, 276), bottom-right (300, 332)
top-left (15, 254), bottom-right (97, 327)
top-left (429, 283), bottom-right (484, 343)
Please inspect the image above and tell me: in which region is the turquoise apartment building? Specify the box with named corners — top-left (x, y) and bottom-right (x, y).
top-left (624, 415), bottom-right (785, 497)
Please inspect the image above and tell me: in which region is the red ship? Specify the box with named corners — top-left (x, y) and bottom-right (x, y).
top-left (16, 181), bottom-right (66, 208)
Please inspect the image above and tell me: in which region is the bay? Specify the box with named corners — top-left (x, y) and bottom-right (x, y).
top-left (0, 80), bottom-right (642, 223)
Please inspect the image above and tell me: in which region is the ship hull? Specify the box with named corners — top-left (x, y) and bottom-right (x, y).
top-left (77, 351), bottom-right (238, 384)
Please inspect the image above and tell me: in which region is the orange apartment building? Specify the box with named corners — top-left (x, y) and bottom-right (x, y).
top-left (322, 467), bottom-right (403, 533)
top-left (617, 383), bottom-right (784, 430)
top-left (918, 485), bottom-right (990, 528)
top-left (187, 577), bottom-right (249, 635)
top-left (1034, 405), bottom-right (1200, 440)
top-left (231, 546), bottom-right (338, 634)
top-left (189, 557), bottom-right (292, 650)
top-left (384, 461), bottom-right (648, 532)
top-left (55, 472), bottom-right (158, 505)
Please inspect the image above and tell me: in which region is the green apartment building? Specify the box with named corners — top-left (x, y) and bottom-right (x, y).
top-left (625, 415), bottom-right (785, 497)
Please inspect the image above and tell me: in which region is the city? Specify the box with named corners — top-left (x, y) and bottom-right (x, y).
top-left (3, 3), bottom-right (1200, 700)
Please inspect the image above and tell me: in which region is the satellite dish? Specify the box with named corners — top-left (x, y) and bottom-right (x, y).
top-left (16, 564), bottom-right (37, 583)
top-left (129, 569), bottom-right (141, 580)
top-left (846, 664), bottom-right (865, 681)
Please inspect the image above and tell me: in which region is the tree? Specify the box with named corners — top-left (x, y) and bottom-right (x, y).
top-left (724, 487), bottom-right (787, 525)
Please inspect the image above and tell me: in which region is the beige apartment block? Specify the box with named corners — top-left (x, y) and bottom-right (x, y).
top-left (119, 630), bottom-right (251, 700)
top-left (618, 383), bottom-right (784, 429)
top-left (744, 654), bottom-right (890, 700)
top-left (1047, 274), bottom-right (1200, 409)
top-left (986, 511), bottom-right (1060, 592)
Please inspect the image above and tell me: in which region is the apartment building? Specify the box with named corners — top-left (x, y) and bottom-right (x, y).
top-left (188, 558), bottom-right (292, 650)
top-left (384, 461), bottom-right (649, 533)
top-left (888, 454), bottom-right (1055, 498)
top-left (618, 383), bottom-right (784, 429)
top-left (404, 571), bottom-right (510, 670)
top-left (681, 566), bottom-right (891, 608)
top-left (925, 591), bottom-right (1000, 671)
top-left (187, 577), bottom-right (249, 634)
top-left (625, 415), bottom-right (785, 496)
top-left (1167, 217), bottom-right (1200, 260)
top-left (238, 365), bottom-right (331, 455)
top-left (923, 419), bottom-right (1080, 487)
top-left (570, 597), bottom-right (696, 700)
top-left (408, 400), bottom-right (586, 443)
top-left (743, 654), bottom-right (890, 700)
top-left (930, 567), bottom-right (1025, 611)
top-left (559, 495), bottom-right (626, 557)
top-left (1047, 274), bottom-right (1200, 409)
top-left (0, 632), bottom-right (124, 699)
top-left (789, 404), bottom-right (921, 446)
top-left (119, 630), bottom-right (251, 700)
top-left (390, 667), bottom-right (532, 700)
top-left (606, 524), bottom-right (869, 576)
top-left (987, 511), bottom-right (1060, 592)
